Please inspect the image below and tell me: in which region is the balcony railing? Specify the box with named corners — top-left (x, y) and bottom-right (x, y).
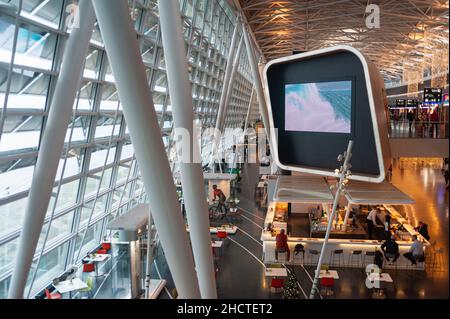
top-left (389, 120), bottom-right (449, 139)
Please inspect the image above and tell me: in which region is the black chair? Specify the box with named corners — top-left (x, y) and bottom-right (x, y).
top-left (330, 249), bottom-right (344, 267)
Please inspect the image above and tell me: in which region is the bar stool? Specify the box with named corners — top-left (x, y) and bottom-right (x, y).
top-left (307, 249), bottom-right (319, 265)
top-left (330, 249), bottom-right (344, 267)
top-left (431, 247), bottom-right (444, 272)
top-left (363, 251), bottom-right (376, 266)
top-left (293, 249), bottom-right (305, 265)
top-left (347, 250), bottom-right (363, 268)
top-left (275, 249), bottom-right (287, 263)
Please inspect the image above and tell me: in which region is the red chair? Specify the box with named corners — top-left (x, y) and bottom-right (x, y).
top-left (320, 277), bottom-right (335, 297)
top-left (45, 288), bottom-right (62, 299)
top-left (216, 231), bottom-right (227, 239)
top-left (97, 249), bottom-right (107, 255)
top-left (269, 278), bottom-right (284, 296)
top-left (83, 263), bottom-right (95, 273)
top-left (101, 242), bottom-right (111, 251)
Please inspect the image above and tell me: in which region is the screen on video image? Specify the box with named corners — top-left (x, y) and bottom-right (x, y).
top-left (285, 80), bottom-right (352, 133)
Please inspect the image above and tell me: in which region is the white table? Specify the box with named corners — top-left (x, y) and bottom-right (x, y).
top-left (257, 181), bottom-right (266, 188)
top-left (319, 270), bottom-right (339, 279)
top-left (53, 278), bottom-right (88, 298)
top-left (212, 241), bottom-right (223, 248)
top-left (265, 268), bottom-right (288, 277)
top-left (367, 273), bottom-right (393, 299)
top-left (83, 254), bottom-right (110, 276)
top-left (83, 254), bottom-right (109, 263)
top-left (367, 273), bottom-right (393, 283)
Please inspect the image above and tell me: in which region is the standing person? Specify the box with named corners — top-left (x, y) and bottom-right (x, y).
top-left (275, 229), bottom-right (290, 262)
top-left (430, 109), bottom-right (439, 137)
top-left (384, 214), bottom-right (392, 239)
top-left (381, 235), bottom-right (400, 264)
top-left (366, 207), bottom-right (381, 239)
top-left (403, 235), bottom-right (424, 265)
top-left (407, 110), bottom-right (415, 131)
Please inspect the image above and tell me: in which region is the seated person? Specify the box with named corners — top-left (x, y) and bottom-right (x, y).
top-left (228, 201), bottom-right (241, 220)
top-left (314, 205), bottom-right (322, 220)
top-left (381, 235), bottom-right (400, 264)
top-left (275, 229), bottom-right (290, 262)
top-left (384, 214), bottom-right (392, 239)
top-left (212, 185), bottom-right (226, 207)
top-left (414, 221), bottom-right (430, 241)
top-left (403, 235), bottom-right (424, 265)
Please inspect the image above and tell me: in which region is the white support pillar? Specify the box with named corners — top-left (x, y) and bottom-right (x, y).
top-left (92, 0), bottom-right (200, 298)
top-left (342, 203), bottom-right (353, 231)
top-left (158, 0), bottom-right (217, 299)
top-left (211, 24), bottom-right (240, 165)
top-left (215, 25), bottom-right (239, 132)
top-left (242, 22), bottom-right (271, 139)
top-left (7, 0), bottom-right (96, 299)
top-left (220, 36), bottom-right (244, 131)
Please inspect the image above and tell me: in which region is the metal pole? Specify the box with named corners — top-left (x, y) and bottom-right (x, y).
top-left (242, 21), bottom-right (271, 140)
top-left (158, 0), bottom-right (217, 299)
top-left (92, 0), bottom-right (200, 299)
top-left (211, 23), bottom-right (240, 165)
top-left (342, 203), bottom-right (352, 231)
top-left (309, 140), bottom-right (353, 299)
top-left (220, 36), bottom-right (244, 131)
top-left (7, 0), bottom-right (96, 299)
top-left (144, 212), bottom-right (154, 299)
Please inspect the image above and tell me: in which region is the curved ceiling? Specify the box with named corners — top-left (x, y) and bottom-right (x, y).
top-left (238, 0), bottom-right (449, 82)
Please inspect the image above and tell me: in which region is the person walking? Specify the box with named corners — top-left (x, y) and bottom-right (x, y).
top-left (407, 110), bottom-right (415, 131)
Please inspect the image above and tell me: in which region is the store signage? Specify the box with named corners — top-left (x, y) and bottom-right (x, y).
top-left (424, 88), bottom-right (442, 103)
top-left (396, 99), bottom-right (406, 107)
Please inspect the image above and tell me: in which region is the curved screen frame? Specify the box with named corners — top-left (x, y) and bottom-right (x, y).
top-left (263, 45), bottom-right (387, 183)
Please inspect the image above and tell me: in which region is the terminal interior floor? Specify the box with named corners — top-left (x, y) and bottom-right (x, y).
top-left (52, 160), bottom-right (448, 299)
top-left (149, 160), bottom-right (449, 300)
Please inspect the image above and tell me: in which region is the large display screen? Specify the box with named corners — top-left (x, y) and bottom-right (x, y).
top-left (285, 80), bottom-right (352, 133)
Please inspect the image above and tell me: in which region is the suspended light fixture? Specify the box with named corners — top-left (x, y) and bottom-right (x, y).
top-left (431, 47), bottom-right (449, 88)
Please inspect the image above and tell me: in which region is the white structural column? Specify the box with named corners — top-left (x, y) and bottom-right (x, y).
top-left (220, 36), bottom-right (244, 131)
top-left (92, 0), bottom-right (200, 298)
top-left (211, 24), bottom-right (240, 165)
top-left (158, 0), bottom-right (217, 299)
top-left (342, 203), bottom-right (353, 231)
top-left (242, 22), bottom-right (271, 138)
top-left (7, 0), bottom-right (96, 299)
top-left (215, 25), bottom-right (239, 132)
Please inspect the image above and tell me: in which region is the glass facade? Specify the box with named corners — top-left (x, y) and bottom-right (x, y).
top-left (0, 0), bottom-right (257, 297)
